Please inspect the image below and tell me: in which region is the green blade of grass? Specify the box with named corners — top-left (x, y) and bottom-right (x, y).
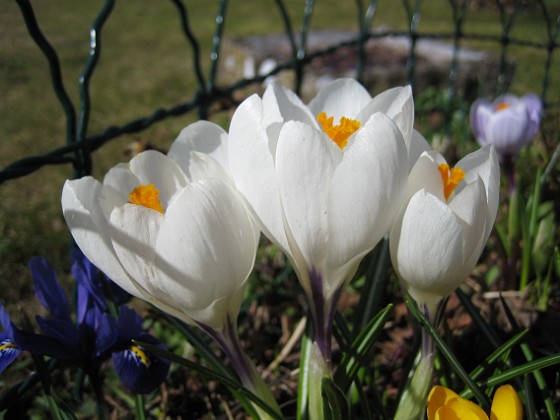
top-left (468, 329), bottom-right (528, 381)
top-left (460, 352), bottom-right (560, 399)
top-left (133, 340), bottom-right (281, 420)
top-left (297, 323), bottom-right (313, 420)
top-left (334, 303), bottom-right (394, 393)
top-left (406, 295), bottom-right (492, 412)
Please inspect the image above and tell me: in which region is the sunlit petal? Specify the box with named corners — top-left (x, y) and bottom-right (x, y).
top-left (490, 385), bottom-right (523, 420)
top-left (308, 78), bottom-right (372, 121)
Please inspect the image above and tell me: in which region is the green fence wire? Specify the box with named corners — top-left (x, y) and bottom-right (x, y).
top-left (1, 0), bottom-right (559, 184)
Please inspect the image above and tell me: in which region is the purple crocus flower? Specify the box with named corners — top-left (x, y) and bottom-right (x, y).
top-left (470, 93), bottom-right (543, 160)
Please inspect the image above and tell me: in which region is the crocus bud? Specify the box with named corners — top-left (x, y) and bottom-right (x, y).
top-left (470, 93), bottom-right (542, 160)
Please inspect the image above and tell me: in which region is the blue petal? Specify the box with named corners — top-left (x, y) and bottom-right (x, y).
top-left (0, 337), bottom-right (21, 374)
top-left (115, 307), bottom-right (143, 342)
top-left (72, 248), bottom-right (132, 309)
top-left (95, 313), bottom-right (118, 356)
top-left (29, 257), bottom-right (70, 320)
top-left (112, 335), bottom-right (170, 394)
top-left (10, 327), bottom-right (75, 361)
top-left (0, 305), bottom-right (13, 336)
top-left (35, 316), bottom-right (80, 359)
top-left (72, 249), bottom-right (107, 311)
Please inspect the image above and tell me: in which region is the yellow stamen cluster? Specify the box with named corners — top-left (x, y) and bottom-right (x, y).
top-left (0, 342), bottom-right (16, 352)
top-left (128, 184), bottom-right (164, 214)
top-left (495, 102), bottom-right (510, 111)
top-left (438, 163), bottom-right (465, 201)
top-left (130, 345), bottom-right (151, 367)
top-left (317, 112), bottom-right (361, 149)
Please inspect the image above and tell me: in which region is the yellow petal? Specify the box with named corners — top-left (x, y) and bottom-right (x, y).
top-left (446, 397), bottom-right (489, 420)
top-left (434, 405), bottom-right (462, 420)
top-left (428, 386), bottom-right (461, 420)
top-left (490, 385), bottom-right (523, 420)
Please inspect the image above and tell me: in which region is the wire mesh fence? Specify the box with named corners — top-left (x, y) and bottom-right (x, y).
top-left (1, 0), bottom-right (559, 184)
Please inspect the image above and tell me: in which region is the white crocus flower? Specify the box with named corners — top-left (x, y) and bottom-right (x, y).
top-left (390, 143), bottom-right (500, 314)
top-left (61, 153), bottom-right (254, 337)
top-left (62, 149), bottom-right (281, 418)
top-left (224, 79), bottom-right (410, 363)
top-left (61, 150), bottom-right (258, 331)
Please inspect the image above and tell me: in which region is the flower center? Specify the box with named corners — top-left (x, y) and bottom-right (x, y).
top-left (438, 163), bottom-right (465, 201)
top-left (128, 184), bottom-right (164, 213)
top-left (130, 345), bottom-right (151, 367)
top-left (0, 342), bottom-right (16, 352)
top-left (495, 102), bottom-right (510, 112)
top-left (317, 112), bottom-right (361, 149)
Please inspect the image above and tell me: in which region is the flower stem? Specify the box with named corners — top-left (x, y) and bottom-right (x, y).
top-left (204, 317), bottom-right (282, 419)
top-left (394, 304), bottom-right (436, 420)
top-left (305, 268), bottom-right (345, 418)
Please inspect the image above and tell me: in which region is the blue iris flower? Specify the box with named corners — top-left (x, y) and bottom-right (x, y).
top-left (0, 306), bottom-right (22, 375)
top-left (98, 306), bottom-right (171, 394)
top-left (1, 250), bottom-right (169, 394)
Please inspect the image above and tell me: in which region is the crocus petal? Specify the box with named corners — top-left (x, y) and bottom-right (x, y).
top-left (470, 98), bottom-right (493, 144)
top-left (484, 107), bottom-right (530, 154)
top-left (109, 204), bottom-right (164, 301)
top-left (427, 385), bottom-right (460, 420)
top-left (128, 150), bottom-right (188, 206)
top-left (490, 385), bottom-right (523, 420)
top-left (445, 398), bottom-right (488, 420)
top-left (355, 85), bottom-right (414, 147)
top-left (29, 256), bottom-right (70, 320)
top-left (229, 94), bottom-right (290, 252)
top-left (154, 179), bottom-right (258, 329)
top-left (521, 93), bottom-right (543, 140)
top-left (448, 177), bottom-right (488, 265)
top-left (456, 145), bottom-right (500, 243)
top-left (62, 178), bottom-right (141, 298)
top-left (275, 121), bottom-right (338, 274)
top-left (308, 78), bottom-right (373, 121)
top-left (407, 130), bottom-right (431, 173)
top-left (328, 112), bottom-right (408, 284)
top-left (406, 151), bottom-right (445, 202)
top-left (168, 120), bottom-right (231, 180)
top-left (267, 82), bottom-right (317, 127)
top-left (394, 190), bottom-right (466, 304)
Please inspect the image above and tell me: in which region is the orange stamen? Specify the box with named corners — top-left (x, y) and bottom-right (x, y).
top-left (128, 184), bottom-right (164, 214)
top-left (495, 102), bottom-right (510, 111)
top-left (317, 112), bottom-right (361, 149)
top-left (438, 164), bottom-right (465, 201)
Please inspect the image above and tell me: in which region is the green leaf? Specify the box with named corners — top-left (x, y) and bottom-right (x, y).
top-left (297, 322), bottom-right (313, 420)
top-left (335, 303), bottom-right (394, 392)
top-left (460, 352), bottom-right (560, 399)
top-left (405, 296), bottom-right (491, 412)
top-left (468, 329), bottom-right (528, 381)
top-left (45, 394), bottom-right (77, 420)
top-left (321, 377), bottom-right (349, 420)
top-left (133, 340), bottom-right (281, 420)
